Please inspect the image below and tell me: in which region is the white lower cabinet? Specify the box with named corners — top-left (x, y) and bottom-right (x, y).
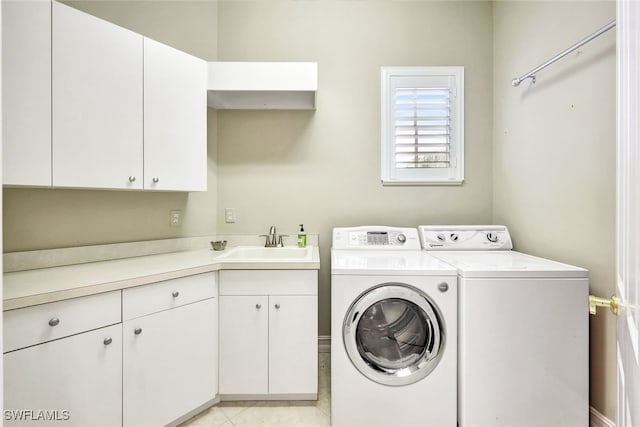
top-left (4, 324), bottom-right (122, 427)
top-left (268, 295), bottom-right (318, 395)
top-left (123, 273), bottom-right (218, 427)
top-left (219, 270), bottom-right (318, 399)
top-left (2, 266), bottom-right (318, 424)
top-left (219, 295), bottom-right (269, 395)
top-left (3, 291), bottom-right (122, 426)
top-left (3, 273), bottom-right (218, 427)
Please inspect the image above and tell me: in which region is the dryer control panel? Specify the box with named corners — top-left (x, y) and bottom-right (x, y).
top-left (332, 226), bottom-right (421, 250)
top-left (419, 225), bottom-right (513, 250)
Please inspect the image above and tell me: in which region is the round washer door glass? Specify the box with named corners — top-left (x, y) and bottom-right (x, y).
top-left (343, 283), bottom-right (445, 386)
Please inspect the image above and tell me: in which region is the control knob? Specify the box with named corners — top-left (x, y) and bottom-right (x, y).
top-left (486, 232), bottom-right (498, 243)
top-left (436, 233), bottom-right (446, 242)
top-left (450, 233), bottom-right (459, 242)
top-left (396, 233), bottom-right (407, 244)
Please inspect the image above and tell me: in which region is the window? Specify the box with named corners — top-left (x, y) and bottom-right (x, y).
top-left (381, 66), bottom-right (464, 185)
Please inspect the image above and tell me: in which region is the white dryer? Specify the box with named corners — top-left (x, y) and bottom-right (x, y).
top-left (419, 225), bottom-right (589, 427)
top-left (331, 226), bottom-right (458, 427)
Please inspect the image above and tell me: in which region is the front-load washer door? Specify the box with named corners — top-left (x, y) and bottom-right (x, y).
top-left (343, 283), bottom-right (446, 386)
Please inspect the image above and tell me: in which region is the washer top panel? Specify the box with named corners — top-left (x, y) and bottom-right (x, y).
top-left (331, 250), bottom-right (456, 276)
top-left (430, 251), bottom-right (588, 279)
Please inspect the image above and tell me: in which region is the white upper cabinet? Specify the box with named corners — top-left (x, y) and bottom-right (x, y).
top-left (143, 38), bottom-right (207, 191)
top-left (207, 62), bottom-right (318, 110)
top-left (52, 2), bottom-right (143, 189)
top-left (2, 0), bottom-right (52, 187)
top-left (52, 1), bottom-right (143, 190)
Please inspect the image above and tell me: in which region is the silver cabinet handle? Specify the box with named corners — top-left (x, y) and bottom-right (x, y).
top-left (172, 291), bottom-right (179, 298)
top-left (128, 176), bottom-right (136, 182)
top-left (134, 327), bottom-right (143, 335)
top-left (256, 303), bottom-right (262, 309)
top-left (152, 177), bottom-right (159, 183)
top-left (103, 337), bottom-right (113, 346)
top-left (275, 303), bottom-right (281, 309)
top-left (48, 317), bottom-right (60, 327)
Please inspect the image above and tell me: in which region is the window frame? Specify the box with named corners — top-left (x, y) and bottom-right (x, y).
top-left (381, 66), bottom-right (464, 186)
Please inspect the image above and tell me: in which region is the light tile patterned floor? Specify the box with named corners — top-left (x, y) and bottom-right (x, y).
top-left (180, 353), bottom-right (331, 427)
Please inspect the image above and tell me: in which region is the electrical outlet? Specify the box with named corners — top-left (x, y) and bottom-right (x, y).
top-left (225, 208), bottom-right (236, 223)
top-left (170, 210), bottom-right (182, 227)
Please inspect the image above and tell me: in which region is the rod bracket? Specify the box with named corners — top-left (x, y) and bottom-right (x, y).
top-left (511, 75), bottom-right (536, 87)
top-left (589, 294), bottom-right (619, 316)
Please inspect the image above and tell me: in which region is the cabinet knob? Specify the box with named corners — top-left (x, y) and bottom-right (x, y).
top-left (134, 327), bottom-right (143, 335)
top-left (103, 337), bottom-right (113, 346)
top-left (128, 176), bottom-right (136, 183)
top-left (152, 177), bottom-right (159, 183)
top-left (275, 303), bottom-right (281, 309)
top-left (48, 317), bottom-right (60, 327)
top-left (172, 291), bottom-right (180, 298)
top-left (256, 303), bottom-right (262, 309)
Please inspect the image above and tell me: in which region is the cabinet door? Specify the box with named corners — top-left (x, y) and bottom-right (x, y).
top-left (143, 38), bottom-right (207, 192)
top-left (269, 295), bottom-right (318, 394)
top-left (123, 298), bottom-right (217, 427)
top-left (2, 0), bottom-right (52, 186)
top-left (52, 2), bottom-right (143, 189)
top-left (4, 324), bottom-right (122, 427)
top-left (219, 295), bottom-right (269, 395)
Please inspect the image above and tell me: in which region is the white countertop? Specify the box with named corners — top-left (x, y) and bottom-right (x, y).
top-left (4, 246), bottom-right (320, 311)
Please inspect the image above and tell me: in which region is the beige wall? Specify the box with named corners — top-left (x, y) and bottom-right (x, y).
top-left (492, 1), bottom-right (616, 418)
top-left (215, 0), bottom-right (495, 338)
top-left (3, 1), bottom-right (218, 252)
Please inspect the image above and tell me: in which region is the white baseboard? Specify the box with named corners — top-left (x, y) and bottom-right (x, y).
top-left (590, 406), bottom-right (615, 427)
top-left (318, 335), bottom-right (330, 353)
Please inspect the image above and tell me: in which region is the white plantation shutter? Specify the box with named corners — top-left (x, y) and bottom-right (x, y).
top-left (381, 67), bottom-right (464, 185)
top-left (394, 87), bottom-right (451, 169)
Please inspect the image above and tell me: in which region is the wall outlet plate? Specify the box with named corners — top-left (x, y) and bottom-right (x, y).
top-left (170, 210), bottom-right (182, 227)
top-left (225, 208), bottom-right (236, 223)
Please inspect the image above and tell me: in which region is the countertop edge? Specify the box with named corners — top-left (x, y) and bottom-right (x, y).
top-left (4, 247), bottom-right (321, 311)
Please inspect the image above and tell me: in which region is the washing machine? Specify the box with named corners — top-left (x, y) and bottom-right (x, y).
top-left (419, 225), bottom-right (589, 427)
top-left (331, 226), bottom-right (458, 427)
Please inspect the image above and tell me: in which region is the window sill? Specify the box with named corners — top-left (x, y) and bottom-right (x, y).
top-left (381, 179), bottom-right (464, 186)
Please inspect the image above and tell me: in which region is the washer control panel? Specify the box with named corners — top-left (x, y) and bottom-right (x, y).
top-left (332, 226), bottom-right (421, 250)
top-left (419, 225), bottom-right (513, 250)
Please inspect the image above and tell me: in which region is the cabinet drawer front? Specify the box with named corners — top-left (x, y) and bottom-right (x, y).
top-left (219, 270), bottom-right (317, 295)
top-left (123, 272), bottom-right (217, 320)
top-left (3, 291), bottom-right (121, 353)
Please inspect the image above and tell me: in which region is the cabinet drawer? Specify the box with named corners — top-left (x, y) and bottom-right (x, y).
top-left (3, 290), bottom-right (121, 353)
top-left (123, 272), bottom-right (217, 320)
top-left (219, 270), bottom-right (317, 296)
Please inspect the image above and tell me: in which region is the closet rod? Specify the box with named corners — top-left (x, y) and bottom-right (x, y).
top-left (511, 20), bottom-right (616, 87)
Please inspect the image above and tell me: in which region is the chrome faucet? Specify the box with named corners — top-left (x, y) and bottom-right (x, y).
top-left (262, 225), bottom-right (286, 247)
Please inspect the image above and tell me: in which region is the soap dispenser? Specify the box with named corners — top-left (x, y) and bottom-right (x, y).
top-left (297, 224), bottom-right (307, 248)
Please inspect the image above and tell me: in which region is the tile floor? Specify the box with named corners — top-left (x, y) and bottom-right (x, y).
top-left (180, 353), bottom-right (331, 427)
